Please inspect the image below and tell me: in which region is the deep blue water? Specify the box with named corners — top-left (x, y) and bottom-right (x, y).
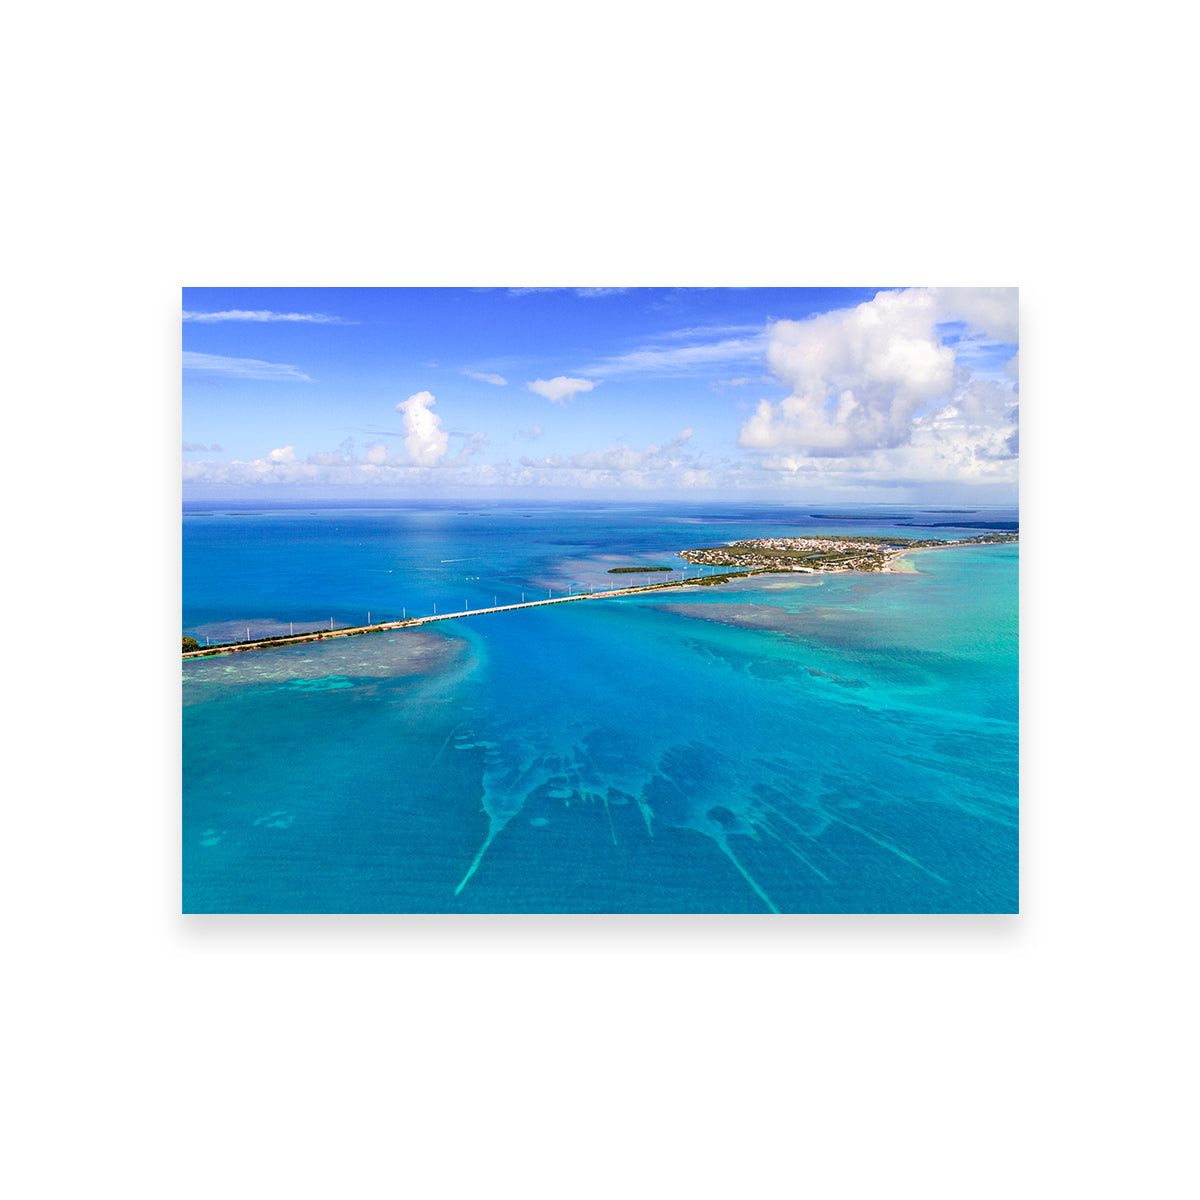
top-left (183, 501), bottom-right (1018, 912)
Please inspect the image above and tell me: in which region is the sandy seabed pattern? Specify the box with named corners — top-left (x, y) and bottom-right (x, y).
top-left (183, 504), bottom-right (1017, 913)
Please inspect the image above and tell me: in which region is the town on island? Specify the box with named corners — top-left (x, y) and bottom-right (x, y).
top-left (182, 530), bottom-right (1018, 658)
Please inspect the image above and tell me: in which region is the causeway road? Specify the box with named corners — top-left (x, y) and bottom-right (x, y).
top-left (181, 575), bottom-right (748, 660)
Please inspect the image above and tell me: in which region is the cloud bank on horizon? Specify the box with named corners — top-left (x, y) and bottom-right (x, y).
top-left (182, 286), bottom-right (1018, 500)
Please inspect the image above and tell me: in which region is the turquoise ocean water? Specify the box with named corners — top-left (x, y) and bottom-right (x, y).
top-left (183, 502), bottom-right (1018, 912)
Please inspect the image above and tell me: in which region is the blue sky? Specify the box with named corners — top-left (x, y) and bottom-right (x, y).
top-left (183, 287), bottom-right (1018, 502)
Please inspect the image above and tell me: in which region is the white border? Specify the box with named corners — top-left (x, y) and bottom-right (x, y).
top-left (10, 3), bottom-right (1183, 1195)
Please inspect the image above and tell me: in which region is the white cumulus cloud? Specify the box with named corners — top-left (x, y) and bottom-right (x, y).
top-left (740, 289), bottom-right (955, 456)
top-left (737, 287), bottom-right (1018, 462)
top-left (527, 376), bottom-right (599, 405)
top-left (927, 287), bottom-right (1018, 343)
top-left (395, 391), bottom-right (450, 466)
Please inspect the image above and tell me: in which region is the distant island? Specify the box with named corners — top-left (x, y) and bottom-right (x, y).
top-left (679, 531), bottom-right (1017, 574)
top-left (608, 565), bottom-right (672, 573)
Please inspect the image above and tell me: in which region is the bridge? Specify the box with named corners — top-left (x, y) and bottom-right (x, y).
top-left (181, 570), bottom-right (764, 660)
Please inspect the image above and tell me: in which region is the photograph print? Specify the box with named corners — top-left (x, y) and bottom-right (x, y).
top-left (182, 286), bottom-right (1019, 914)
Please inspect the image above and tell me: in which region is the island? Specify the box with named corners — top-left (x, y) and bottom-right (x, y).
top-left (678, 531), bottom-right (1017, 574)
top-left (608, 565), bottom-right (672, 573)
